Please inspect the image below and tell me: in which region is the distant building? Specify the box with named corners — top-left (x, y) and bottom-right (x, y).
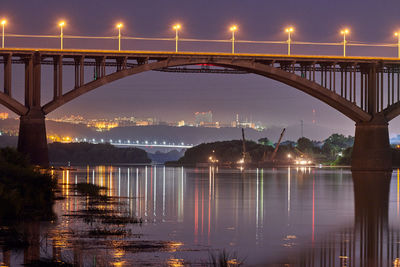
top-left (135, 121), bottom-right (150, 126)
top-left (231, 114), bottom-right (258, 130)
top-left (200, 121), bottom-right (220, 128)
top-left (0, 113), bottom-right (8, 120)
top-left (114, 116), bottom-right (137, 127)
top-left (195, 111), bottom-right (213, 126)
top-left (50, 115), bottom-right (85, 124)
top-left (177, 120), bottom-right (185, 127)
top-left (87, 120), bottom-right (119, 131)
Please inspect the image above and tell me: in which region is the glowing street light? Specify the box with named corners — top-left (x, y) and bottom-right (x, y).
top-left (59, 21), bottom-right (65, 50)
top-left (285, 27), bottom-right (294, 56)
top-left (173, 24), bottom-right (181, 52)
top-left (230, 25), bottom-right (237, 54)
top-left (116, 23), bottom-right (123, 51)
top-left (1, 19), bottom-right (6, 48)
top-left (395, 32), bottom-right (400, 58)
top-left (341, 28), bottom-right (349, 57)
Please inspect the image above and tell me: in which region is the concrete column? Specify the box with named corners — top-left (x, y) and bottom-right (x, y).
top-left (4, 54), bottom-right (11, 96)
top-left (17, 108), bottom-right (49, 167)
top-left (352, 116), bottom-right (392, 171)
top-left (32, 52), bottom-right (41, 107)
top-left (74, 57), bottom-right (79, 89)
top-left (24, 56), bottom-right (33, 107)
top-left (79, 56), bottom-right (84, 86)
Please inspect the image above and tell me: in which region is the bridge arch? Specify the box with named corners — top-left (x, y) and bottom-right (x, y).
top-left (42, 58), bottom-right (371, 122)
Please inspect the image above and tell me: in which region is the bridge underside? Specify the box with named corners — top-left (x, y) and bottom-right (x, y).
top-left (0, 49), bottom-right (399, 170)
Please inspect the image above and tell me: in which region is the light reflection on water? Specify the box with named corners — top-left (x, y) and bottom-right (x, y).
top-left (2, 166), bottom-right (400, 266)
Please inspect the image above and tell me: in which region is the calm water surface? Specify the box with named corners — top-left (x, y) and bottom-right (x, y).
top-left (1, 166), bottom-right (399, 266)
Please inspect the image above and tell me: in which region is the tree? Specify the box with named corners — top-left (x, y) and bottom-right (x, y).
top-left (297, 137), bottom-right (314, 152)
top-left (258, 137), bottom-right (274, 147)
top-left (322, 133), bottom-right (354, 158)
top-left (324, 133), bottom-right (354, 148)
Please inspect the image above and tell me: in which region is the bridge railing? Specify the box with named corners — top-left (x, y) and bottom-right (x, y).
top-left (1, 32), bottom-right (399, 58)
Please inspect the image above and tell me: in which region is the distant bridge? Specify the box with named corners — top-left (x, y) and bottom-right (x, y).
top-left (70, 139), bottom-right (194, 149)
top-left (111, 142), bottom-right (193, 149)
top-left (0, 48), bottom-right (398, 170)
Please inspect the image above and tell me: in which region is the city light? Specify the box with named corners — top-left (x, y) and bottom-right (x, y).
top-left (230, 25), bottom-right (237, 54)
top-left (116, 23), bottom-right (123, 51)
top-left (285, 27), bottom-right (294, 56)
top-left (209, 156), bottom-right (218, 163)
top-left (59, 21), bottom-right (65, 50)
top-left (341, 28), bottom-right (349, 57)
top-left (395, 32), bottom-right (400, 58)
top-left (237, 158), bottom-right (245, 164)
top-left (173, 24), bottom-right (181, 52)
top-left (1, 19), bottom-right (6, 48)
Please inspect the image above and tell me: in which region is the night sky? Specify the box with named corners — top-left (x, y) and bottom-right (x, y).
top-left (1, 0), bottom-right (400, 139)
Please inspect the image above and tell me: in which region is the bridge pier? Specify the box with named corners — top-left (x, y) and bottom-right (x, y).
top-left (351, 116), bottom-right (392, 171)
top-left (17, 108), bottom-right (49, 167)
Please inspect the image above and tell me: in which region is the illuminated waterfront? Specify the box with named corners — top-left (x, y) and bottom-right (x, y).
top-left (1, 166), bottom-right (399, 265)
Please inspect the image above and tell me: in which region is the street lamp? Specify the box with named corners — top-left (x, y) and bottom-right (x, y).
top-left (285, 27), bottom-right (294, 56)
top-left (230, 25), bottom-right (237, 54)
top-left (173, 24), bottom-right (181, 52)
top-left (1, 19), bottom-right (6, 48)
top-left (59, 21), bottom-right (65, 50)
top-left (341, 28), bottom-right (349, 57)
top-left (395, 32), bottom-right (400, 58)
top-left (116, 23), bottom-right (123, 51)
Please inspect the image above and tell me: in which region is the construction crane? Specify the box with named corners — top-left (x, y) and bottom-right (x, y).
top-left (270, 128), bottom-right (286, 162)
top-left (239, 128), bottom-right (251, 165)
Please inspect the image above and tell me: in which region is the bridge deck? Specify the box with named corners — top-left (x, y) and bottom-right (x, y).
top-left (1, 48), bottom-right (400, 64)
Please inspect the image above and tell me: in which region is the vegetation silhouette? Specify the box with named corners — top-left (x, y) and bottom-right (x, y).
top-left (0, 147), bottom-right (56, 222)
top-left (49, 142), bottom-right (151, 165)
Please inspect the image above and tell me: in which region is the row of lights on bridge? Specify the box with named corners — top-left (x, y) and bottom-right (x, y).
top-left (77, 138), bottom-right (189, 146)
top-left (1, 19), bottom-right (400, 57)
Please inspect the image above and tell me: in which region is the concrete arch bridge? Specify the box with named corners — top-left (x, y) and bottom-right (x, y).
top-left (0, 49), bottom-right (399, 170)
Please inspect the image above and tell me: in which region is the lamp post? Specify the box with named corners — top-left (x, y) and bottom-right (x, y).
top-left (59, 21), bottom-right (65, 50)
top-left (116, 23), bottom-right (123, 51)
top-left (285, 27), bottom-right (294, 56)
top-left (1, 20), bottom-right (6, 48)
top-left (395, 32), bottom-right (400, 58)
top-left (341, 28), bottom-right (349, 57)
top-left (230, 25), bottom-right (237, 54)
top-left (173, 24), bottom-right (181, 52)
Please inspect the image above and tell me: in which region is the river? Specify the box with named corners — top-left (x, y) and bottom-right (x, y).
top-left (0, 166), bottom-right (398, 266)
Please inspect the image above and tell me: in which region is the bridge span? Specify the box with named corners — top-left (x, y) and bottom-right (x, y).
top-left (0, 48), bottom-right (399, 170)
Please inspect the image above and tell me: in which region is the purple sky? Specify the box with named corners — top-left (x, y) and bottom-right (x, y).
top-left (1, 0), bottom-right (400, 138)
